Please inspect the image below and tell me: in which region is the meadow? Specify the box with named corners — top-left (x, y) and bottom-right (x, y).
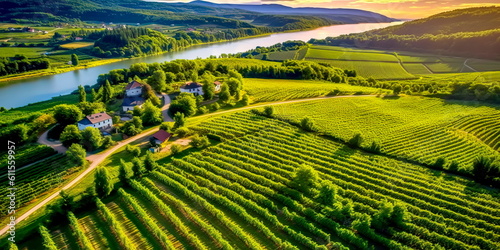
top-left (271, 96), bottom-right (500, 169)
top-left (16, 111), bottom-right (500, 249)
top-left (243, 78), bottom-right (380, 102)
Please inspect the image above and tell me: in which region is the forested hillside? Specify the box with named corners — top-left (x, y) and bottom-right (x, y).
top-left (310, 7), bottom-right (500, 60)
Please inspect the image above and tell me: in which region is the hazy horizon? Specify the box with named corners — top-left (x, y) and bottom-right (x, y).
top-left (147, 0), bottom-right (499, 19)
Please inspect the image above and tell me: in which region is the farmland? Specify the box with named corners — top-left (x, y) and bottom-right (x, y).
top-left (243, 78), bottom-right (380, 102)
top-left (14, 111), bottom-right (500, 249)
top-left (271, 96), bottom-right (500, 168)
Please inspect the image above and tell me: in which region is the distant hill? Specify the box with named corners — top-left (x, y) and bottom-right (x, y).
top-left (372, 6), bottom-right (500, 35)
top-left (189, 0), bottom-right (397, 24)
top-left (310, 7), bottom-right (500, 60)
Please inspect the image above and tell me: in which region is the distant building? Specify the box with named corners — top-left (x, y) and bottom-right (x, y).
top-left (125, 81), bottom-right (143, 97)
top-left (122, 96), bottom-right (145, 112)
top-left (214, 81), bottom-right (221, 92)
top-left (180, 81), bottom-right (203, 96)
top-left (151, 129), bottom-right (172, 145)
top-left (77, 112), bottom-right (113, 130)
top-left (186, 28), bottom-right (195, 32)
top-left (74, 37), bottom-right (84, 41)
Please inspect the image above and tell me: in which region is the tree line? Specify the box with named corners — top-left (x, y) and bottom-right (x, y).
top-left (0, 57), bottom-right (50, 76)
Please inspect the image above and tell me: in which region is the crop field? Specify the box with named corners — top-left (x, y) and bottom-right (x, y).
top-left (402, 63), bottom-right (432, 74)
top-left (397, 55), bottom-right (440, 63)
top-left (0, 154), bottom-right (78, 218)
top-left (306, 46), bottom-right (399, 62)
top-left (308, 59), bottom-right (416, 79)
top-left (243, 78), bottom-right (380, 102)
top-left (466, 59), bottom-right (500, 71)
top-left (0, 144), bottom-right (56, 169)
top-left (271, 96), bottom-right (500, 168)
top-left (59, 42), bottom-right (94, 49)
top-left (19, 111), bottom-right (500, 249)
top-left (424, 63), bottom-right (466, 73)
top-left (207, 58), bottom-right (280, 68)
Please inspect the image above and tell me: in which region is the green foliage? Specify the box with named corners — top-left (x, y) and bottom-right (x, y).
top-left (141, 99), bottom-right (163, 126)
top-left (148, 70), bottom-right (167, 93)
top-left (290, 164), bottom-right (318, 194)
top-left (101, 80), bottom-right (114, 103)
top-left (132, 157), bottom-right (146, 177)
top-left (201, 72), bottom-right (216, 100)
top-left (60, 124), bottom-right (82, 147)
top-left (94, 167), bottom-right (113, 197)
top-left (144, 152), bottom-right (158, 172)
top-left (67, 212), bottom-right (94, 250)
top-left (126, 144), bottom-right (141, 157)
top-left (190, 134), bottom-right (210, 148)
top-left (175, 127), bottom-right (191, 138)
top-left (170, 144), bottom-right (182, 155)
top-left (472, 155), bottom-right (500, 184)
top-left (78, 85), bottom-right (86, 103)
top-left (77, 102), bottom-right (106, 116)
top-left (95, 198), bottom-right (135, 249)
top-left (160, 122), bottom-right (174, 133)
top-left (39, 225), bottom-right (58, 250)
top-left (241, 93), bottom-right (250, 106)
top-left (101, 136), bottom-right (115, 149)
top-left (81, 127), bottom-right (103, 151)
top-left (348, 133), bottom-right (363, 148)
top-left (66, 143), bottom-right (86, 167)
top-left (263, 106), bottom-right (274, 118)
top-left (71, 53), bottom-right (79, 66)
top-left (53, 104), bottom-right (83, 126)
top-left (170, 92), bottom-right (197, 117)
top-left (119, 159), bottom-right (133, 183)
top-left (226, 78), bottom-right (242, 96)
top-left (173, 112), bottom-right (186, 128)
top-left (300, 117), bottom-right (316, 132)
top-left (122, 117), bottom-right (143, 136)
top-left (316, 181), bottom-right (336, 206)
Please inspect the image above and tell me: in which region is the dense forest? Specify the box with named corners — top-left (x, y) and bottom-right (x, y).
top-left (310, 7), bottom-right (500, 60)
top-left (0, 56), bottom-right (50, 76)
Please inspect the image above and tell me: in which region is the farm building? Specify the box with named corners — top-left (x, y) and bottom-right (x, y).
top-left (122, 96), bottom-right (145, 112)
top-left (214, 81), bottom-right (222, 92)
top-left (77, 112), bottom-right (113, 131)
top-left (74, 37), bottom-right (84, 41)
top-left (180, 81), bottom-right (203, 96)
top-left (125, 80), bottom-right (143, 97)
top-left (151, 129), bottom-right (172, 145)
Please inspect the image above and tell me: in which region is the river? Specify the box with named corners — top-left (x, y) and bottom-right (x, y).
top-left (1, 22), bottom-right (402, 109)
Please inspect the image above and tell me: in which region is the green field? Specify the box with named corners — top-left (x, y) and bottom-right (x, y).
top-left (17, 111), bottom-right (500, 249)
top-left (271, 96), bottom-right (500, 168)
top-left (243, 78), bottom-right (380, 102)
top-left (308, 59), bottom-right (416, 79)
top-left (306, 46), bottom-right (399, 62)
top-left (402, 63), bottom-right (432, 74)
top-left (424, 63), bottom-right (466, 73)
top-left (60, 42), bottom-right (94, 49)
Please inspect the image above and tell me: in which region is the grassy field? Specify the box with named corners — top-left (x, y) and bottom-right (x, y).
top-left (309, 59), bottom-right (416, 79)
top-left (306, 46), bottom-right (399, 62)
top-left (402, 63), bottom-right (432, 74)
top-left (271, 96), bottom-right (500, 168)
top-left (243, 78), bottom-right (380, 102)
top-left (16, 111), bottom-right (500, 249)
top-left (59, 42), bottom-right (94, 49)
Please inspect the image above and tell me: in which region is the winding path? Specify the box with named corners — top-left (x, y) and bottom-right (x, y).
top-left (0, 94), bottom-right (375, 236)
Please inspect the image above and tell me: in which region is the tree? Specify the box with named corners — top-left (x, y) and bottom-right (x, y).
top-left (78, 85), bottom-right (86, 102)
top-left (141, 99), bottom-right (163, 126)
top-left (190, 72), bottom-right (198, 82)
top-left (77, 102), bottom-right (106, 116)
top-left (102, 80), bottom-right (114, 103)
top-left (71, 54), bottom-right (79, 66)
top-left (94, 167), bottom-right (113, 197)
top-left (290, 164), bottom-right (318, 194)
top-left (126, 144), bottom-right (141, 157)
top-left (391, 202), bottom-right (409, 228)
top-left (119, 159), bottom-right (133, 182)
top-left (348, 133), bottom-right (363, 148)
top-left (39, 225), bottom-right (58, 250)
top-left (81, 127), bottom-right (103, 151)
top-left (300, 117), bottom-right (316, 132)
top-left (33, 114), bottom-right (56, 131)
top-left (190, 134), bottom-right (210, 148)
top-left (316, 181), bottom-right (336, 206)
top-left (170, 92), bottom-right (197, 117)
top-left (144, 152), bottom-right (158, 172)
top-left (219, 84), bottom-right (231, 104)
top-left (175, 127), bottom-right (191, 137)
top-left (148, 70), bottom-right (166, 93)
top-left (165, 72), bottom-right (176, 84)
top-left (142, 83), bottom-right (161, 107)
top-left (170, 144), bottom-right (181, 155)
top-left (53, 104), bottom-right (83, 126)
top-left (263, 106), bottom-right (274, 117)
top-left (101, 136), bottom-right (115, 149)
top-left (133, 106), bottom-right (143, 116)
top-left (201, 73), bottom-right (216, 100)
top-left (226, 78), bottom-right (242, 96)
top-left (132, 116), bottom-right (143, 130)
top-left (59, 189), bottom-right (72, 212)
top-left (60, 125), bottom-right (82, 147)
top-left (241, 93), bottom-right (250, 106)
top-left (160, 122), bottom-right (174, 133)
top-left (392, 84), bottom-right (402, 95)
top-left (131, 157), bottom-right (146, 177)
top-left (173, 112), bottom-right (186, 128)
top-left (66, 143), bottom-right (87, 167)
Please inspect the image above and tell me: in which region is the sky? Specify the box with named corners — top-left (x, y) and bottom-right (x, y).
top-left (150, 0), bottom-right (499, 19)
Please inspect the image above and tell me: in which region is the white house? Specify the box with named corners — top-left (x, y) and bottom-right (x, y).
top-left (180, 81), bottom-right (203, 96)
top-left (122, 96), bottom-right (145, 112)
top-left (214, 81), bottom-right (221, 92)
top-left (125, 81), bottom-right (143, 97)
top-left (77, 112), bottom-right (113, 131)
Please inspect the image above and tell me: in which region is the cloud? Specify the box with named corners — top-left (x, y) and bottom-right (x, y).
top-left (261, 0), bottom-right (295, 2)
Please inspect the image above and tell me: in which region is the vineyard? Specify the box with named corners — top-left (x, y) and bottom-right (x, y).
top-left (17, 111), bottom-right (500, 249)
top-left (243, 78), bottom-right (380, 102)
top-left (270, 96), bottom-right (500, 169)
top-left (0, 144), bottom-right (56, 169)
top-left (0, 154), bottom-right (78, 220)
top-left (306, 59), bottom-right (416, 79)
